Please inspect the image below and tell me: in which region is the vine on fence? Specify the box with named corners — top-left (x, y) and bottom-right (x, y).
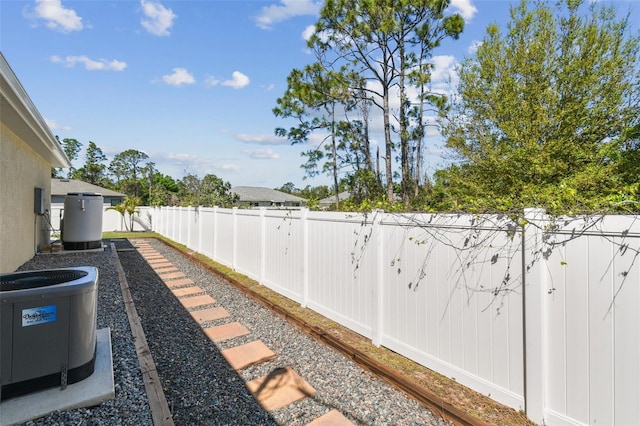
top-left (346, 209), bottom-right (638, 317)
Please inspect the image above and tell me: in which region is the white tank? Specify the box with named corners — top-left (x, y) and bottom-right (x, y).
top-left (62, 192), bottom-right (104, 250)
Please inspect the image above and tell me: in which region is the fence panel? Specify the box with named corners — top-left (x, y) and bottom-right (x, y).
top-left (186, 207), bottom-right (199, 250)
top-left (213, 209), bottom-right (235, 266)
top-left (306, 211), bottom-right (376, 339)
top-left (377, 213), bottom-right (525, 410)
top-left (541, 216), bottom-right (640, 425)
top-left (234, 209), bottom-right (262, 281)
top-left (198, 208), bottom-right (216, 260)
top-left (262, 210), bottom-right (305, 302)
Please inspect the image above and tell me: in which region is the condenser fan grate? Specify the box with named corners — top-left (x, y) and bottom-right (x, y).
top-left (0, 270), bottom-right (89, 291)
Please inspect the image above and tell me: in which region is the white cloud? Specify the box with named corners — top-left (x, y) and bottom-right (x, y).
top-left (221, 71), bottom-right (250, 89)
top-left (34, 0), bottom-right (83, 32)
top-left (156, 152), bottom-right (200, 162)
top-left (245, 148), bottom-right (280, 160)
top-left (140, 0), bottom-right (176, 36)
top-left (153, 152), bottom-right (231, 177)
top-left (467, 40), bottom-right (482, 55)
top-left (430, 55), bottom-right (459, 95)
top-left (50, 55), bottom-right (127, 71)
top-left (160, 67), bottom-right (195, 86)
top-left (153, 152), bottom-right (216, 170)
top-left (255, 0), bottom-right (321, 30)
top-left (449, 0), bottom-right (477, 21)
top-left (302, 25), bottom-right (315, 41)
top-left (423, 116), bottom-right (441, 138)
top-left (44, 117), bottom-right (71, 131)
top-left (236, 133), bottom-right (288, 145)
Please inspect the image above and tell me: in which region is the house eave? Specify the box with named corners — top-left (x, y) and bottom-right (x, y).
top-left (0, 53), bottom-right (70, 168)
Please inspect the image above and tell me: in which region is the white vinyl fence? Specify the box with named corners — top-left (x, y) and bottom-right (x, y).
top-left (115, 206), bottom-right (640, 425)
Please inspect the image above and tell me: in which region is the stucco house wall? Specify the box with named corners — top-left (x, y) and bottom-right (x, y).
top-left (0, 53), bottom-right (70, 272)
top-left (0, 125), bottom-right (53, 271)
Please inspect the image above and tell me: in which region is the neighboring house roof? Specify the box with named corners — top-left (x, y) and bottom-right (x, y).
top-left (1, 53), bottom-right (70, 168)
top-left (318, 191), bottom-right (351, 206)
top-left (231, 186), bottom-right (307, 203)
top-left (51, 179), bottom-right (126, 198)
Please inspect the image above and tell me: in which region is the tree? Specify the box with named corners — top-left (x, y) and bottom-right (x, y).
top-left (299, 184), bottom-right (330, 201)
top-left (177, 173), bottom-right (237, 207)
top-left (439, 0), bottom-right (640, 213)
top-left (199, 174), bottom-right (238, 207)
top-left (274, 63), bottom-right (356, 207)
top-left (109, 149), bottom-right (149, 197)
top-left (312, 0), bottom-right (464, 203)
top-left (147, 172), bottom-right (179, 206)
top-left (52, 137), bottom-right (82, 178)
top-left (73, 141), bottom-right (108, 185)
top-left (618, 122), bottom-right (640, 201)
top-left (107, 196), bottom-right (141, 232)
top-left (277, 182), bottom-right (298, 194)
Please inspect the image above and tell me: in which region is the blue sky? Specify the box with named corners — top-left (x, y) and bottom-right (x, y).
top-left (1, 0), bottom-right (637, 190)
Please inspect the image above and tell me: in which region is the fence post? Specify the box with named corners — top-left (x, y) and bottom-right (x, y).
top-left (232, 207), bottom-right (238, 271)
top-left (523, 207), bottom-right (548, 424)
top-left (212, 206), bottom-right (218, 262)
top-left (161, 206), bottom-right (165, 235)
top-left (172, 206), bottom-right (177, 242)
top-left (302, 208), bottom-right (309, 308)
top-left (196, 207), bottom-right (202, 254)
top-left (259, 207), bottom-right (266, 285)
top-left (371, 210), bottom-right (384, 347)
top-left (186, 207), bottom-right (192, 249)
top-left (173, 206), bottom-right (177, 241)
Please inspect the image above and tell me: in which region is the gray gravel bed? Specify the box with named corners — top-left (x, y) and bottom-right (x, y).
top-left (120, 238), bottom-right (449, 426)
top-left (8, 239), bottom-right (450, 425)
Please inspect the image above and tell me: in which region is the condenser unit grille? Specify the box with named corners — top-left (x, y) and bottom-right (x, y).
top-left (1, 270), bottom-right (89, 291)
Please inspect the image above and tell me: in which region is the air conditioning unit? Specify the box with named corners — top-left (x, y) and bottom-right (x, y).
top-left (1, 267), bottom-right (98, 400)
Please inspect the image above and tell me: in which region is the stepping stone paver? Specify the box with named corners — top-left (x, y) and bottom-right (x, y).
top-left (179, 294), bottom-right (215, 309)
top-left (204, 322), bottom-right (250, 343)
top-left (221, 340), bottom-right (277, 370)
top-left (246, 367), bottom-right (316, 411)
top-left (143, 254), bottom-right (164, 260)
top-left (148, 258), bottom-right (169, 264)
top-left (165, 278), bottom-right (195, 288)
top-left (137, 248), bottom-right (156, 252)
top-left (153, 266), bottom-right (179, 273)
top-left (160, 271), bottom-right (187, 281)
top-left (151, 263), bottom-right (174, 270)
top-left (307, 410), bottom-right (355, 426)
top-left (172, 286), bottom-right (204, 297)
top-left (190, 307), bottom-right (230, 323)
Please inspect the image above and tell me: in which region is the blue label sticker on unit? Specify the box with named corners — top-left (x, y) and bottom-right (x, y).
top-left (22, 305), bottom-right (57, 327)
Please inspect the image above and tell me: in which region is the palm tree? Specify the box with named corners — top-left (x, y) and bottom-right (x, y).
top-left (107, 196), bottom-right (141, 231)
